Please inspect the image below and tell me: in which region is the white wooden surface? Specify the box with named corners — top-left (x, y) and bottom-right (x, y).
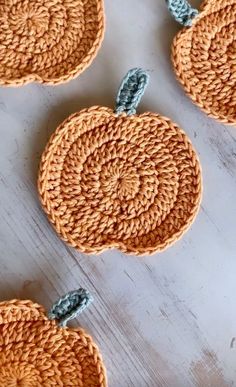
top-left (0, 0), bottom-right (236, 385)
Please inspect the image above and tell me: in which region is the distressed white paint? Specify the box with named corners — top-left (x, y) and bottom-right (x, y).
top-left (0, 0), bottom-right (236, 385)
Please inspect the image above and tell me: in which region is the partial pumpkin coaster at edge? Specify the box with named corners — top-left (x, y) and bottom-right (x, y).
top-left (38, 68), bottom-right (202, 256)
top-left (167, 0), bottom-right (236, 125)
top-left (0, 289), bottom-right (107, 387)
top-left (0, 0), bottom-right (105, 86)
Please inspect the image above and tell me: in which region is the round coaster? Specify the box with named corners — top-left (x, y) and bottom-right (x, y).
top-left (0, 0), bottom-right (105, 86)
top-left (0, 290), bottom-right (107, 387)
top-left (38, 69), bottom-right (202, 255)
top-left (167, 0), bottom-right (236, 125)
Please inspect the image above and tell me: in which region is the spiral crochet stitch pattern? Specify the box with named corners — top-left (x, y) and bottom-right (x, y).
top-left (0, 291), bottom-right (107, 386)
top-left (0, 0), bottom-right (104, 86)
top-left (38, 68), bottom-right (202, 255)
top-left (168, 0), bottom-right (236, 125)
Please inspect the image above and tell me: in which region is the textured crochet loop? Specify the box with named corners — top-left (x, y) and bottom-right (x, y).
top-left (166, 0), bottom-right (199, 26)
top-left (0, 0), bottom-right (105, 85)
top-left (169, 0), bottom-right (236, 124)
top-left (115, 68), bottom-right (150, 115)
top-left (0, 292), bottom-right (107, 386)
top-left (48, 288), bottom-right (93, 327)
top-left (38, 69), bottom-right (202, 255)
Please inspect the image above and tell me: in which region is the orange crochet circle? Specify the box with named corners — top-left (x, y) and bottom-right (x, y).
top-left (0, 0), bottom-right (104, 85)
top-left (172, 0), bottom-right (236, 125)
top-left (38, 106), bottom-right (202, 255)
top-left (0, 300), bottom-right (107, 387)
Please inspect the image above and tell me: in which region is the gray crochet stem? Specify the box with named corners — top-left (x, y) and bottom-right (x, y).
top-left (115, 68), bottom-right (149, 115)
top-left (166, 0), bottom-right (199, 26)
top-left (48, 288), bottom-right (93, 327)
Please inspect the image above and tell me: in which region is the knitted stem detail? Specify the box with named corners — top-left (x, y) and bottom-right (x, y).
top-left (115, 68), bottom-right (149, 115)
top-left (48, 289), bottom-right (93, 327)
top-left (166, 0), bottom-right (198, 26)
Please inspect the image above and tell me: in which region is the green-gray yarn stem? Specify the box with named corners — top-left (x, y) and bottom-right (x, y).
top-left (166, 0), bottom-right (198, 26)
top-left (48, 288), bottom-right (93, 327)
top-left (115, 68), bottom-right (149, 115)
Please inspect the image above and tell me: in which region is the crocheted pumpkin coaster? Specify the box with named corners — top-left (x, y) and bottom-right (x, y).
top-left (167, 0), bottom-right (236, 125)
top-left (0, 289), bottom-right (107, 387)
top-left (38, 68), bottom-right (202, 255)
top-left (0, 0), bottom-right (104, 86)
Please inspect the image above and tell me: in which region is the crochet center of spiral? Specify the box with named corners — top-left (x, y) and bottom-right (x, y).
top-left (8, 377), bottom-right (31, 387)
top-left (5, 1), bottom-right (71, 54)
top-left (9, 4), bottom-right (50, 37)
top-left (0, 363), bottom-right (40, 387)
top-left (101, 162), bottom-right (140, 200)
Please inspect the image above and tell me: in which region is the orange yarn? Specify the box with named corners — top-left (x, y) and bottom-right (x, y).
top-left (0, 299), bottom-right (107, 386)
top-left (172, 0), bottom-right (236, 125)
top-left (0, 0), bottom-right (104, 86)
top-left (38, 106), bottom-right (202, 255)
